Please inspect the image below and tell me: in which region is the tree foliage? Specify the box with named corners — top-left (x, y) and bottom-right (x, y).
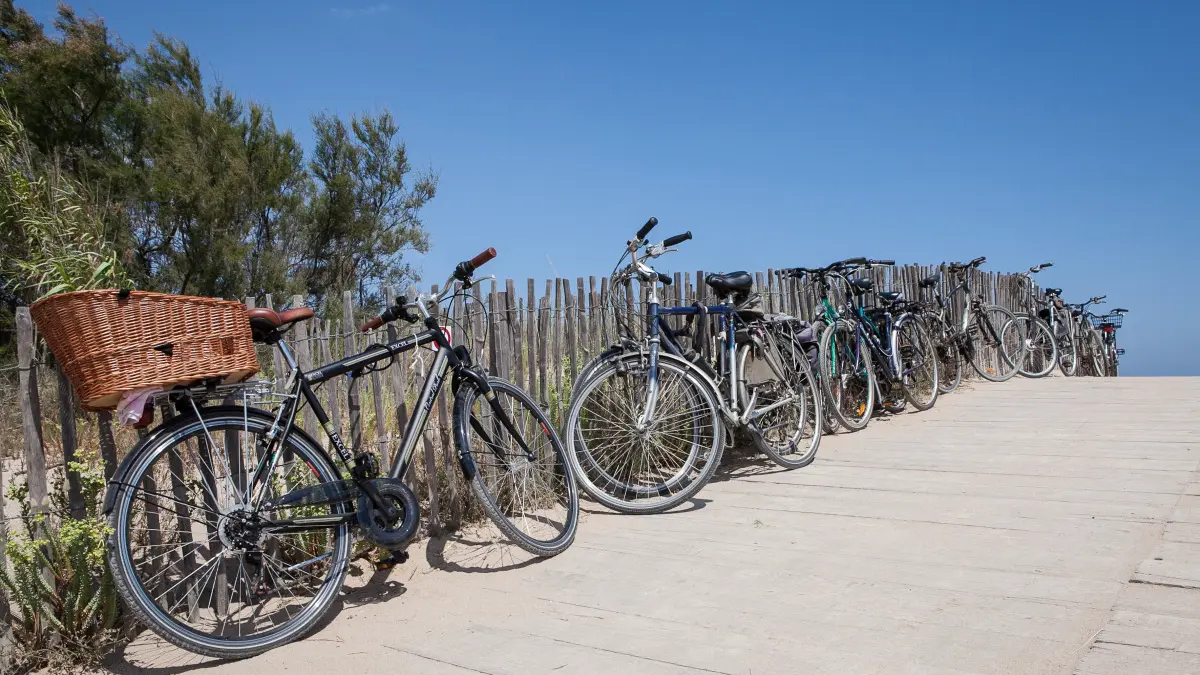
top-left (0, 0), bottom-right (437, 319)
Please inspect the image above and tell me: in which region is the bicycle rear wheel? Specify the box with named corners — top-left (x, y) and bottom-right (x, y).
top-left (819, 319), bottom-right (875, 430)
top-left (743, 326), bottom-right (822, 469)
top-left (1014, 314), bottom-right (1057, 378)
top-left (565, 352), bottom-right (724, 514)
top-left (896, 315), bottom-right (939, 410)
top-left (107, 408), bottom-right (350, 659)
top-left (1081, 329), bottom-right (1106, 376)
top-left (966, 305), bottom-right (1022, 382)
top-left (453, 377), bottom-right (579, 556)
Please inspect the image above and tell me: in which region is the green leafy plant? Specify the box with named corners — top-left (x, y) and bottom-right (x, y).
top-left (0, 448), bottom-right (121, 673)
top-left (0, 102), bottom-right (128, 301)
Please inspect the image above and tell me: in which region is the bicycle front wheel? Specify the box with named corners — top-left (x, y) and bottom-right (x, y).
top-left (1056, 318), bottom-right (1079, 377)
top-left (107, 408), bottom-right (351, 660)
top-left (966, 305), bottom-right (1023, 382)
top-left (566, 352), bottom-right (724, 514)
top-left (1014, 314), bottom-right (1057, 378)
top-left (453, 376), bottom-right (579, 556)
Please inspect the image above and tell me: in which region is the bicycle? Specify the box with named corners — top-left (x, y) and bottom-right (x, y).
top-left (786, 258), bottom-right (938, 430)
top-left (1066, 295), bottom-right (1107, 376)
top-left (910, 269), bottom-right (965, 394)
top-left (1093, 309), bottom-right (1127, 376)
top-left (941, 256), bottom-right (1025, 382)
top-left (841, 261), bottom-right (940, 415)
top-left (1039, 285), bottom-right (1078, 376)
top-left (103, 250), bottom-right (579, 659)
top-left (1009, 263), bottom-right (1059, 378)
top-left (782, 260), bottom-right (874, 432)
top-left (565, 218), bottom-right (821, 514)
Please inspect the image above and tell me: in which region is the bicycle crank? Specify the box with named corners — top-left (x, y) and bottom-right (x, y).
top-left (356, 478), bottom-right (421, 548)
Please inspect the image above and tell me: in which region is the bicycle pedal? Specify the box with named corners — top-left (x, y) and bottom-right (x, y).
top-left (375, 549), bottom-right (410, 570)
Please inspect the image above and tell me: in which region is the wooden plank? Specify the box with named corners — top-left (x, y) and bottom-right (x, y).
top-left (507, 279), bottom-right (522, 387)
top-left (575, 277), bottom-right (588, 362)
top-left (565, 279), bottom-right (579, 387)
top-left (369, 328), bottom-right (388, 465)
top-left (599, 276), bottom-right (610, 347)
top-left (527, 279), bottom-right (537, 396)
top-left (56, 364), bottom-right (84, 519)
top-left (766, 268), bottom-right (776, 314)
top-left (97, 410), bottom-right (117, 480)
top-left (436, 388), bottom-right (459, 530)
top-left (291, 294), bottom-right (319, 440)
top-left (589, 276), bottom-right (599, 356)
top-left (16, 308), bottom-right (49, 527)
top-left (323, 320), bottom-right (341, 438)
top-left (538, 291), bottom-right (551, 408)
top-left (344, 290), bottom-right (363, 454)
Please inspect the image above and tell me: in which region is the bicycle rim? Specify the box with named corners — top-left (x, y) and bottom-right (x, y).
top-left (455, 377), bottom-right (578, 555)
top-left (566, 354), bottom-right (723, 514)
top-left (108, 410), bottom-right (350, 659)
top-left (820, 320), bottom-right (875, 430)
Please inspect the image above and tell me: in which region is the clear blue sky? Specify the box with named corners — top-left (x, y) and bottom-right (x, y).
top-left (25, 0), bottom-right (1200, 375)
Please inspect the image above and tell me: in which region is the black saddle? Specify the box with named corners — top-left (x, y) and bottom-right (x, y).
top-left (849, 278), bottom-right (873, 294)
top-left (705, 271), bottom-right (753, 296)
top-left (918, 275), bottom-right (939, 289)
top-left (879, 291), bottom-right (903, 304)
top-left (1045, 287), bottom-right (1062, 296)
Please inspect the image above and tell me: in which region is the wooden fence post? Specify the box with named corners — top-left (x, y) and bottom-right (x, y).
top-left (17, 308), bottom-right (49, 528)
top-left (55, 365), bottom-right (84, 519)
top-left (343, 291), bottom-right (363, 454)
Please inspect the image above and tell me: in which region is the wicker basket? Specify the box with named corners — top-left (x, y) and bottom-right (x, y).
top-left (29, 290), bottom-right (259, 411)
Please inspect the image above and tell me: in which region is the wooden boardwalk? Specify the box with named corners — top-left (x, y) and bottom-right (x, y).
top-left (112, 377), bottom-right (1200, 675)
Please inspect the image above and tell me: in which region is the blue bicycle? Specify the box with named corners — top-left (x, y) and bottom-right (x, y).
top-left (565, 219), bottom-right (821, 514)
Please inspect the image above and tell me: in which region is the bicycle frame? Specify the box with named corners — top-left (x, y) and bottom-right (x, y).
top-left (224, 316), bottom-right (528, 533)
top-left (634, 282), bottom-right (797, 428)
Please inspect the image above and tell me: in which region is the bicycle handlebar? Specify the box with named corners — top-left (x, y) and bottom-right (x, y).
top-left (663, 231), bottom-right (692, 247)
top-left (636, 217), bottom-right (658, 240)
top-left (1113, 308), bottom-right (1129, 314)
top-left (363, 249), bottom-right (497, 331)
top-left (948, 256), bottom-right (987, 272)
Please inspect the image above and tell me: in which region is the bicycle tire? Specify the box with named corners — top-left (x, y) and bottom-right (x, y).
top-left (1054, 311), bottom-right (1079, 377)
top-left (966, 305), bottom-right (1022, 382)
top-left (744, 327), bottom-right (822, 469)
top-left (107, 408), bottom-right (351, 660)
top-left (895, 314), bottom-right (939, 411)
top-left (818, 319), bottom-right (875, 431)
top-left (565, 352), bottom-right (724, 514)
top-left (1014, 313), bottom-right (1057, 378)
top-left (453, 376), bottom-right (579, 556)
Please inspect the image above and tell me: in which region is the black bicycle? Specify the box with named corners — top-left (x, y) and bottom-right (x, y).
top-left (103, 250), bottom-right (579, 659)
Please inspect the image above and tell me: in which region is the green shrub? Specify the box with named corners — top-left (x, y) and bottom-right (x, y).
top-left (0, 448), bottom-right (121, 673)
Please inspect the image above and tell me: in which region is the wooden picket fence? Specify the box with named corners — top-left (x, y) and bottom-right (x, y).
top-left (4, 262), bottom-right (1030, 538)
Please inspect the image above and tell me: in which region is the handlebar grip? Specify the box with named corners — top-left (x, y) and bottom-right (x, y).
top-left (658, 274), bottom-right (673, 286)
top-left (663, 231), bottom-right (692, 247)
top-left (841, 257), bottom-right (869, 265)
top-left (360, 316), bottom-right (384, 332)
top-left (875, 259), bottom-right (896, 266)
top-left (1041, 262), bottom-right (1053, 269)
top-left (636, 217), bottom-right (659, 240)
top-left (469, 247), bottom-right (497, 268)
top-left (1114, 308), bottom-right (1128, 313)
top-left (972, 256), bottom-right (987, 266)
